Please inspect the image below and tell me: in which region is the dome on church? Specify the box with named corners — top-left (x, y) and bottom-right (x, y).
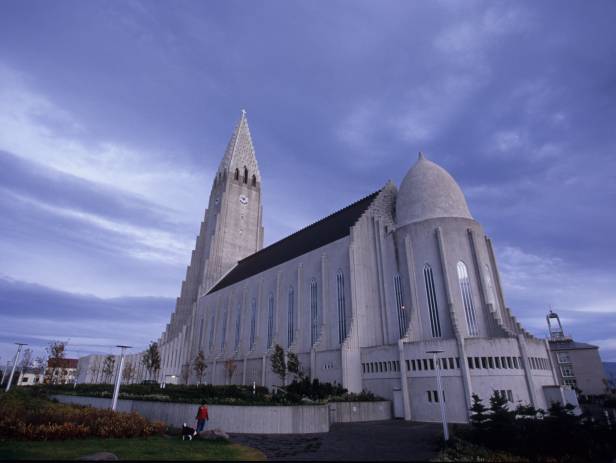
top-left (396, 153), bottom-right (472, 226)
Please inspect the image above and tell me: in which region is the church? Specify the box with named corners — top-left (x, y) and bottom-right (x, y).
top-left (152, 110), bottom-right (559, 422)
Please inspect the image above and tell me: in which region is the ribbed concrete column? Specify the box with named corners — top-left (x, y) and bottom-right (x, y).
top-left (517, 334), bottom-right (538, 406)
top-left (398, 339), bottom-right (412, 420)
top-left (436, 227), bottom-right (473, 417)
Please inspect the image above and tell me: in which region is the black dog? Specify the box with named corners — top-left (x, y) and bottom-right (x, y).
top-left (181, 423), bottom-right (197, 441)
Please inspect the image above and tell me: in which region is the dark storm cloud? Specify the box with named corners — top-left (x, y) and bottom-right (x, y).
top-left (0, 0), bottom-right (615, 361)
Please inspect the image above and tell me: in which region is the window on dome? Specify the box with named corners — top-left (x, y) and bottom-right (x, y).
top-left (457, 261), bottom-right (478, 336)
top-left (394, 273), bottom-right (407, 338)
top-left (423, 264), bottom-right (442, 338)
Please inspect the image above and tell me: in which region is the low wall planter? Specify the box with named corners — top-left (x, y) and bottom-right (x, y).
top-left (53, 395), bottom-right (392, 434)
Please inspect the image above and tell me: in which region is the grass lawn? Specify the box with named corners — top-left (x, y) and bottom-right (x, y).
top-left (0, 436), bottom-right (266, 461)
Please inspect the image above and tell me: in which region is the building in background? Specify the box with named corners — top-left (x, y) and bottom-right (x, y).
top-left (17, 366), bottom-right (44, 386)
top-left (46, 358), bottom-right (78, 385)
top-left (547, 311), bottom-right (608, 396)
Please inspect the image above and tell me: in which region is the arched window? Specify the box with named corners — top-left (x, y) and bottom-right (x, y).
top-left (234, 168), bottom-right (239, 180)
top-left (249, 298), bottom-right (257, 350)
top-left (267, 293), bottom-right (274, 348)
top-left (234, 303), bottom-right (242, 351)
top-left (457, 261), bottom-right (478, 336)
top-left (243, 166), bottom-right (248, 183)
top-left (220, 308), bottom-right (228, 351)
top-left (336, 270), bottom-right (347, 344)
top-left (423, 264), bottom-right (442, 338)
top-left (394, 273), bottom-right (407, 338)
top-left (208, 314), bottom-right (215, 351)
top-left (288, 286), bottom-right (295, 347)
top-left (251, 174), bottom-right (257, 187)
top-left (310, 279), bottom-right (319, 346)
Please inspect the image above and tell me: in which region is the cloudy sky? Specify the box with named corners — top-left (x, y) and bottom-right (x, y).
top-left (1, 0), bottom-right (615, 365)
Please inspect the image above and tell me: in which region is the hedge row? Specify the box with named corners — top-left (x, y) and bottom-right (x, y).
top-left (33, 381), bottom-right (383, 405)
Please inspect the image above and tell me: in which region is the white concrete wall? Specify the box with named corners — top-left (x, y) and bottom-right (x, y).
top-left (52, 395), bottom-right (391, 433)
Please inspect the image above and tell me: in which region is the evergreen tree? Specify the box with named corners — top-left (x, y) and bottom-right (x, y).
top-left (469, 393), bottom-right (488, 429)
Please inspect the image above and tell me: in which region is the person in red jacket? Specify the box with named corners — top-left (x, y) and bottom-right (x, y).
top-left (196, 402), bottom-right (209, 433)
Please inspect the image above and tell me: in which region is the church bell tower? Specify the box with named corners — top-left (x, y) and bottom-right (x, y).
top-left (200, 110), bottom-right (264, 292)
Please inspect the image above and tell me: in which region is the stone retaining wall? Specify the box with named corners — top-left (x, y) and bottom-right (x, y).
top-left (53, 395), bottom-right (391, 434)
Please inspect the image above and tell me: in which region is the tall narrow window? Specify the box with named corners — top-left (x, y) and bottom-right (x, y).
top-left (198, 318), bottom-right (204, 350)
top-left (249, 298), bottom-right (257, 350)
top-left (234, 168), bottom-right (239, 180)
top-left (208, 315), bottom-right (215, 351)
top-left (234, 303), bottom-right (241, 350)
top-left (267, 293), bottom-right (274, 348)
top-left (243, 166), bottom-right (248, 183)
top-left (484, 264), bottom-right (496, 303)
top-left (288, 286), bottom-right (295, 347)
top-left (336, 270), bottom-right (347, 344)
top-left (220, 308), bottom-right (228, 351)
top-left (424, 264), bottom-right (442, 337)
top-left (310, 279), bottom-right (318, 346)
top-left (251, 174), bottom-right (257, 186)
top-left (457, 261), bottom-right (478, 336)
top-left (394, 273), bottom-right (408, 338)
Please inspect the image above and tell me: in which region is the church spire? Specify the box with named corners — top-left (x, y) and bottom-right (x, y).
top-left (218, 109), bottom-right (260, 183)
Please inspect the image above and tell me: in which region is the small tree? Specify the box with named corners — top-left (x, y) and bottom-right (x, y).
top-left (271, 344), bottom-right (287, 386)
top-left (193, 351), bottom-right (207, 385)
top-left (141, 341), bottom-right (161, 382)
top-left (19, 348), bottom-right (33, 371)
top-left (180, 363), bottom-right (190, 385)
top-left (45, 340), bottom-right (67, 384)
top-left (122, 360), bottom-right (136, 383)
top-left (287, 351), bottom-right (302, 380)
top-left (89, 357), bottom-right (101, 383)
top-left (224, 359), bottom-right (237, 384)
top-left (102, 355), bottom-right (116, 384)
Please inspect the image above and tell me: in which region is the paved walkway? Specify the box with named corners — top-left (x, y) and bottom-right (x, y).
top-left (230, 420), bottom-right (442, 461)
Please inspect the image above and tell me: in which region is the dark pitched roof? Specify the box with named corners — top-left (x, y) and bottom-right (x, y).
top-left (549, 339), bottom-right (598, 350)
top-left (208, 189), bottom-right (382, 294)
top-left (47, 358), bottom-right (79, 369)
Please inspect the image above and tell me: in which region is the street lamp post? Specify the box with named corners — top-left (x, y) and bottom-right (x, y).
top-left (111, 345), bottom-right (131, 411)
top-left (427, 349), bottom-right (449, 441)
top-left (5, 343), bottom-right (27, 392)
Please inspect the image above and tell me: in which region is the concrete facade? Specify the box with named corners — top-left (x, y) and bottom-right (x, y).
top-left (79, 111), bottom-right (561, 423)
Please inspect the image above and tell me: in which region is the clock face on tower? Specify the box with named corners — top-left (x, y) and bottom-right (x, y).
top-left (239, 194), bottom-right (248, 205)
